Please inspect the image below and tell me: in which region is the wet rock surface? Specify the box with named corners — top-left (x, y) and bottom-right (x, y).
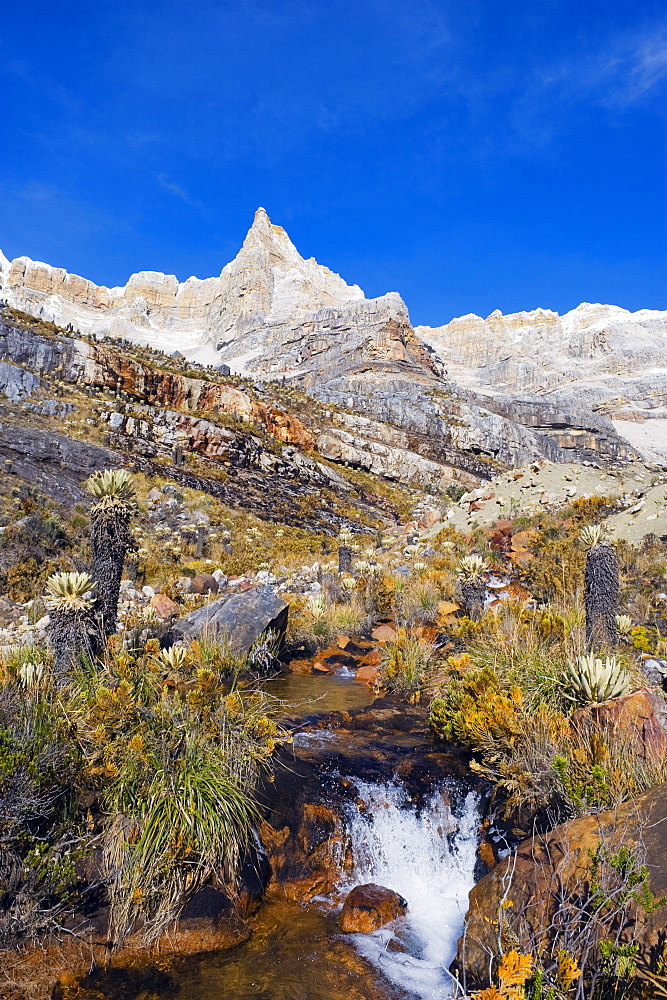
top-left (55, 899), bottom-right (411, 1000)
top-left (257, 696), bottom-right (477, 906)
top-left (456, 782), bottom-right (667, 988)
top-left (339, 883), bottom-right (408, 933)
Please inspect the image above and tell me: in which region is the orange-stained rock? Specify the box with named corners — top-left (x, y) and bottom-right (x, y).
top-left (189, 573), bottom-right (219, 595)
top-left (371, 625), bottom-right (398, 642)
top-left (260, 803), bottom-right (343, 902)
top-left (68, 342), bottom-right (314, 451)
top-left (339, 883), bottom-right (408, 933)
top-left (510, 529), bottom-right (537, 552)
top-left (507, 549), bottom-right (534, 565)
top-left (417, 509), bottom-right (439, 529)
top-left (358, 648), bottom-right (381, 667)
top-left (571, 687), bottom-right (667, 756)
top-left (505, 581), bottom-right (533, 601)
top-left (438, 600), bottom-right (460, 617)
top-left (477, 837), bottom-right (497, 870)
top-left (288, 657), bottom-right (316, 675)
top-left (312, 659), bottom-right (333, 674)
top-left (414, 625), bottom-right (439, 643)
top-left (149, 593), bottom-right (181, 619)
top-left (355, 663), bottom-right (380, 687)
top-left (456, 783), bottom-right (667, 988)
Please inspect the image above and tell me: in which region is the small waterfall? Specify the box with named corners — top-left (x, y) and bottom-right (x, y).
top-left (342, 780), bottom-right (479, 999)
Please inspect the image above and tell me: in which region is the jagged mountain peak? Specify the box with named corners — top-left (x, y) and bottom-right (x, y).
top-left (238, 206), bottom-right (300, 263)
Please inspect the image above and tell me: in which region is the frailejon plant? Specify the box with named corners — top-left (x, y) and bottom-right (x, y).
top-left (44, 571), bottom-right (97, 677)
top-left (580, 525), bottom-right (619, 649)
top-left (561, 653), bottom-right (631, 707)
top-left (455, 554), bottom-right (489, 621)
top-left (156, 644), bottom-right (188, 672)
top-left (86, 469), bottom-right (138, 636)
top-left (615, 614), bottom-right (633, 637)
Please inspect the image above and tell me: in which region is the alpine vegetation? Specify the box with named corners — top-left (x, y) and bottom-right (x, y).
top-left (86, 469), bottom-right (138, 636)
top-left (44, 571), bottom-right (97, 677)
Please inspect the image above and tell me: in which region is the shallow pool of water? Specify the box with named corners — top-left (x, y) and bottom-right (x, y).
top-left (68, 900), bottom-right (408, 1000)
top-left (265, 670), bottom-right (377, 716)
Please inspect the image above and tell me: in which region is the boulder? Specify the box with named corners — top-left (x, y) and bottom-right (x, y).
top-left (371, 624), bottom-right (398, 642)
top-left (354, 662), bottom-right (380, 687)
top-left (189, 573), bottom-right (219, 595)
top-left (339, 883), bottom-right (408, 933)
top-left (417, 509), bottom-right (439, 529)
top-left (174, 585), bottom-right (288, 654)
top-left (571, 687), bottom-right (667, 756)
top-left (456, 783), bottom-right (667, 987)
top-left (150, 593), bottom-right (181, 620)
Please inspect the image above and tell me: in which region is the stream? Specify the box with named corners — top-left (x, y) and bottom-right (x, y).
top-left (65, 670), bottom-right (481, 1000)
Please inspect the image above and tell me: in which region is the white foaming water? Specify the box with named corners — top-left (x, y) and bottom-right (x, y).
top-left (342, 781), bottom-right (479, 999)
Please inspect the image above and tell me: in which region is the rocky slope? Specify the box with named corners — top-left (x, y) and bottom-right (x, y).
top-left (2, 209), bottom-right (662, 474)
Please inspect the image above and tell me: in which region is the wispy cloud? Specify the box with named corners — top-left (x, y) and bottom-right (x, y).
top-left (611, 31), bottom-right (667, 105)
top-left (156, 173), bottom-right (202, 208)
top-left (542, 24), bottom-right (667, 110)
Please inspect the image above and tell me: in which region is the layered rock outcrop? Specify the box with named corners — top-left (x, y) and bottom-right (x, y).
top-left (1, 208), bottom-right (655, 477)
top-left (457, 783), bottom-right (667, 988)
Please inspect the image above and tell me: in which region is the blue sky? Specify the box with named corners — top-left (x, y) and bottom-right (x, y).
top-left (1, 0), bottom-right (666, 325)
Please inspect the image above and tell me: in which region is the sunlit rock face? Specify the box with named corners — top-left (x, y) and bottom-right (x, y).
top-left (417, 304), bottom-right (667, 420)
top-left (0, 208), bottom-right (371, 366)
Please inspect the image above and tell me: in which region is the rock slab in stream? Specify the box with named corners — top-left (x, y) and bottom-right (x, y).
top-left (174, 585), bottom-right (288, 653)
top-left (339, 883), bottom-right (408, 933)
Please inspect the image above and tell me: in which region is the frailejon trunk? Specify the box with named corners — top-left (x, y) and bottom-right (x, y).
top-left (90, 512), bottom-right (133, 636)
top-left (585, 541), bottom-right (619, 648)
top-left (338, 545), bottom-right (352, 574)
top-left (47, 609), bottom-right (96, 677)
top-left (460, 578), bottom-right (486, 620)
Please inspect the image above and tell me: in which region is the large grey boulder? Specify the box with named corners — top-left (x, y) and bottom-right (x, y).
top-left (174, 586), bottom-right (288, 654)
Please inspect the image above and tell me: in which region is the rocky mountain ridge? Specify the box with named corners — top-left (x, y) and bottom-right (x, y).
top-left (417, 303), bottom-right (667, 464)
top-left (1, 208), bottom-right (665, 473)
